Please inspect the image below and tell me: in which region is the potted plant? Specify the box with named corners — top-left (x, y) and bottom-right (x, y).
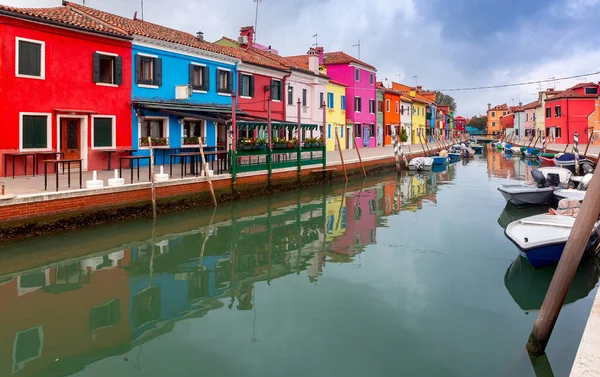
top-left (183, 136), bottom-right (200, 145)
top-left (255, 138), bottom-right (267, 150)
top-left (400, 128), bottom-right (409, 144)
top-left (237, 137), bottom-right (252, 150)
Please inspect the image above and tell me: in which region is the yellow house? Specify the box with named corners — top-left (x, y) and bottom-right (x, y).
top-left (411, 96), bottom-right (428, 144)
top-left (325, 196), bottom-right (347, 241)
top-left (325, 79), bottom-right (348, 151)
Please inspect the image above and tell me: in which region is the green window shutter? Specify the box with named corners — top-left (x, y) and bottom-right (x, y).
top-left (249, 75), bottom-right (254, 97)
top-left (239, 74), bottom-right (246, 96)
top-left (135, 55), bottom-right (142, 84)
top-left (93, 118), bottom-right (113, 147)
top-left (114, 56), bottom-right (123, 85)
top-left (18, 41), bottom-right (41, 76)
top-left (92, 53), bottom-right (101, 82)
top-left (202, 66), bottom-right (209, 91)
top-left (153, 58), bottom-right (162, 86)
top-left (189, 63), bottom-right (195, 87)
top-left (22, 115), bottom-right (47, 149)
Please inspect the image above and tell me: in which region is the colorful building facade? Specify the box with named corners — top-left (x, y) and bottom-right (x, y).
top-left (376, 86), bottom-right (385, 146)
top-left (323, 52), bottom-right (377, 148)
top-left (544, 83), bottom-right (598, 144)
top-left (486, 103), bottom-right (508, 135)
top-left (0, 4), bottom-right (133, 176)
top-left (523, 100), bottom-right (538, 137)
top-left (325, 79), bottom-right (348, 151)
top-left (400, 96), bottom-right (413, 144)
top-left (380, 84), bottom-right (401, 146)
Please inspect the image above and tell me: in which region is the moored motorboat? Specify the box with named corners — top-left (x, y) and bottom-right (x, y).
top-left (553, 153), bottom-right (595, 173)
top-left (408, 157), bottom-right (434, 171)
top-left (497, 169), bottom-right (560, 206)
top-left (553, 174), bottom-right (592, 202)
top-left (471, 143), bottom-right (484, 153)
top-left (537, 167), bottom-right (572, 185)
top-left (447, 152), bottom-right (461, 162)
top-left (510, 147), bottom-right (523, 155)
top-left (504, 213), bottom-right (600, 268)
top-left (524, 148), bottom-right (540, 159)
top-left (539, 153), bottom-right (555, 165)
top-left (431, 155), bottom-right (447, 166)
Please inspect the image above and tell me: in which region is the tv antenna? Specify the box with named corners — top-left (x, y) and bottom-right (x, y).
top-left (396, 73), bottom-right (402, 83)
top-left (253, 0), bottom-right (263, 42)
top-left (312, 34), bottom-right (319, 47)
top-left (412, 75), bottom-right (419, 87)
top-left (352, 40), bottom-right (361, 60)
top-left (140, 0), bottom-right (144, 20)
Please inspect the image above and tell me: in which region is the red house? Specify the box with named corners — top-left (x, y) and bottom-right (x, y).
top-left (501, 113), bottom-right (514, 132)
top-left (0, 5), bottom-right (132, 176)
top-left (454, 116), bottom-right (466, 132)
top-left (544, 82), bottom-right (598, 144)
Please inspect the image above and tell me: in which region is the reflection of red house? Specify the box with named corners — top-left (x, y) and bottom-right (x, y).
top-left (382, 182), bottom-right (398, 215)
top-left (454, 116), bottom-right (466, 132)
top-left (0, 251), bottom-right (131, 376)
top-left (330, 189), bottom-right (377, 254)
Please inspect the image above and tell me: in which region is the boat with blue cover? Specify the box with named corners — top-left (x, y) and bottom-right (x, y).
top-left (431, 155), bottom-right (448, 166)
top-left (505, 213), bottom-right (600, 269)
top-left (553, 153), bottom-right (595, 173)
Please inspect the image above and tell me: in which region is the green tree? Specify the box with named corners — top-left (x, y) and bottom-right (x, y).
top-left (435, 91), bottom-right (457, 113)
top-left (467, 116), bottom-right (487, 130)
top-left (400, 128), bottom-right (408, 143)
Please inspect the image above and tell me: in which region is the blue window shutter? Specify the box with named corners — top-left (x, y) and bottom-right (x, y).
top-left (341, 126), bottom-right (344, 138)
top-left (328, 124), bottom-right (331, 139)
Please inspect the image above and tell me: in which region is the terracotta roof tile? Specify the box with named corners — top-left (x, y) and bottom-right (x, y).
top-left (322, 51), bottom-right (376, 70)
top-left (64, 2), bottom-right (289, 72)
top-left (545, 89), bottom-right (598, 101)
top-left (568, 82), bottom-right (598, 90)
top-left (523, 100), bottom-right (540, 110)
top-left (0, 4), bottom-right (128, 36)
top-left (489, 103), bottom-right (508, 111)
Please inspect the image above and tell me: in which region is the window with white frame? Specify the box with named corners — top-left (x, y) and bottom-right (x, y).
top-left (240, 73), bottom-right (254, 97)
top-left (355, 97), bottom-right (362, 112)
top-left (369, 99), bottom-right (376, 114)
top-left (136, 54), bottom-right (162, 86)
top-left (271, 79), bottom-right (282, 101)
top-left (16, 38), bottom-right (44, 78)
top-left (93, 53), bottom-right (122, 85)
top-left (218, 69), bottom-right (233, 93)
top-left (21, 114), bottom-right (50, 150)
top-left (355, 68), bottom-right (360, 82)
top-left (287, 86), bottom-right (294, 105)
top-left (140, 118), bottom-right (167, 141)
top-left (182, 120), bottom-right (204, 144)
top-left (369, 73), bottom-right (374, 85)
top-left (302, 88), bottom-right (308, 106)
top-left (190, 64), bottom-right (209, 91)
top-left (90, 299), bottom-right (121, 332)
top-left (386, 99), bottom-right (390, 112)
top-left (92, 116), bottom-right (115, 148)
top-left (395, 101), bottom-right (399, 113)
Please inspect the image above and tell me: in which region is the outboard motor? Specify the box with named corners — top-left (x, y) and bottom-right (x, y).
top-left (579, 174), bottom-right (593, 190)
top-left (582, 162), bottom-right (595, 175)
top-left (531, 169), bottom-right (547, 188)
top-left (546, 173), bottom-right (560, 187)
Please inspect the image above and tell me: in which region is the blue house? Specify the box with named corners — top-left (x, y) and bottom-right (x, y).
top-left (68, 3), bottom-right (245, 165)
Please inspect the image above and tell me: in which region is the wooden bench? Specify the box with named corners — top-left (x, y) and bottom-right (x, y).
top-left (310, 168), bottom-right (337, 179)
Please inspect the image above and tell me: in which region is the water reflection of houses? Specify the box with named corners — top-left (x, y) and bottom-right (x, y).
top-left (0, 172), bottom-right (452, 376)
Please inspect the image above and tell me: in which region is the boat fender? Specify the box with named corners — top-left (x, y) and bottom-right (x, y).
top-left (579, 174), bottom-right (593, 190)
top-left (583, 163), bottom-right (595, 175)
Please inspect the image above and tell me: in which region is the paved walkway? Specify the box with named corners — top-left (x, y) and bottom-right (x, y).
top-left (0, 142), bottom-right (445, 197)
top-left (570, 288), bottom-right (600, 376)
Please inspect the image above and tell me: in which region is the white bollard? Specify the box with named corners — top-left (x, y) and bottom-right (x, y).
top-left (155, 165), bottom-right (169, 182)
top-left (86, 170), bottom-right (104, 189)
top-left (107, 169), bottom-right (125, 187)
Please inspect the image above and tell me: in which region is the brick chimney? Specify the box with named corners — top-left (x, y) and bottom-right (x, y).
top-left (417, 85), bottom-right (423, 92)
top-left (488, 103), bottom-right (491, 110)
top-left (239, 26), bottom-right (254, 48)
top-left (307, 47), bottom-right (324, 74)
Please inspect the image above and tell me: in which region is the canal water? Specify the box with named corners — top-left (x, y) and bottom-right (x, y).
top-left (1, 146), bottom-right (597, 377)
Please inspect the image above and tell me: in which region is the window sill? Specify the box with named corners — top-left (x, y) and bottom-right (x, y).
top-left (16, 73), bottom-right (45, 80)
top-left (20, 147), bottom-right (51, 152)
top-left (92, 146), bottom-right (117, 150)
top-left (240, 95), bottom-right (253, 99)
top-left (193, 90), bottom-right (208, 94)
top-left (138, 84), bottom-right (159, 89)
top-left (218, 92), bottom-right (232, 97)
top-left (272, 99), bottom-right (281, 103)
top-left (96, 82), bottom-right (118, 88)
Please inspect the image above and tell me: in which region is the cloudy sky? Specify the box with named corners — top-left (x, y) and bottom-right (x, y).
top-left (8, 0), bottom-right (600, 115)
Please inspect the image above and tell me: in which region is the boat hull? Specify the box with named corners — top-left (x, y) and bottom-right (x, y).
top-left (553, 159), bottom-right (594, 174)
top-left (517, 237), bottom-right (600, 269)
top-left (498, 185), bottom-right (555, 206)
top-left (539, 156), bottom-right (554, 166)
top-left (431, 156), bottom-right (447, 166)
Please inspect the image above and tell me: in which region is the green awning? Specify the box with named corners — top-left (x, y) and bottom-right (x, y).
top-left (227, 121), bottom-right (320, 130)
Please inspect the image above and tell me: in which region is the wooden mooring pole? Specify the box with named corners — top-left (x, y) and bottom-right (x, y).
top-left (353, 136), bottom-right (367, 178)
top-left (527, 169), bottom-right (600, 355)
top-left (583, 127), bottom-right (593, 159)
top-left (199, 141), bottom-right (217, 207)
top-left (147, 137), bottom-right (157, 219)
top-left (335, 129), bottom-right (348, 182)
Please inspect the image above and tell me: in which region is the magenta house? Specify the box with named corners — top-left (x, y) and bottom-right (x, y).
top-left (323, 51), bottom-right (377, 148)
top-left (330, 189), bottom-right (377, 255)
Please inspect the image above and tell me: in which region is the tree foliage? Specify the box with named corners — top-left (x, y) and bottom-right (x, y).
top-left (467, 116), bottom-right (487, 130)
top-left (435, 91), bottom-right (457, 113)
top-left (400, 128), bottom-right (409, 143)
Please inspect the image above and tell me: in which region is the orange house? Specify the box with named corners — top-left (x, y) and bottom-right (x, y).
top-left (380, 84), bottom-right (401, 146)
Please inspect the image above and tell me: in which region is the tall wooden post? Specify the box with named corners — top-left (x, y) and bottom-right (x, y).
top-left (583, 127), bottom-right (593, 158)
top-left (335, 130), bottom-right (348, 182)
top-left (267, 98), bottom-right (272, 187)
top-left (392, 127), bottom-right (402, 174)
top-left (148, 137), bottom-right (157, 219)
top-left (353, 137), bottom-right (367, 177)
top-left (199, 143), bottom-right (217, 207)
top-left (527, 169), bottom-right (600, 355)
top-left (321, 99), bottom-right (326, 170)
top-left (231, 93), bottom-right (237, 189)
top-left (574, 132), bottom-right (580, 175)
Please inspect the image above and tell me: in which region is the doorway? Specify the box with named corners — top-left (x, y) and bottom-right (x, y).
top-left (346, 126), bottom-right (351, 149)
top-left (217, 123), bottom-right (228, 150)
top-left (60, 118), bottom-right (81, 160)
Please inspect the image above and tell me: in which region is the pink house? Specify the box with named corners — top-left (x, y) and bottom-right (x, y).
top-left (323, 51), bottom-right (377, 148)
top-left (330, 188), bottom-right (377, 254)
top-left (523, 100), bottom-right (539, 137)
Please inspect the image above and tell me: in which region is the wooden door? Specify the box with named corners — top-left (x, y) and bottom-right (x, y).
top-left (60, 119), bottom-right (81, 160)
top-left (217, 123), bottom-right (227, 150)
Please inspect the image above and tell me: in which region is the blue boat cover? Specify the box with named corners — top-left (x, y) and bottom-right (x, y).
top-left (556, 153), bottom-right (575, 161)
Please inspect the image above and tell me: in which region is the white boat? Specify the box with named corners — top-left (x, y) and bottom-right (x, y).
top-left (510, 147), bottom-right (522, 155)
top-left (505, 214), bottom-right (600, 268)
top-left (553, 174), bottom-right (592, 202)
top-left (537, 167), bottom-right (572, 186)
top-left (497, 169), bottom-right (558, 206)
top-left (408, 157), bottom-right (434, 171)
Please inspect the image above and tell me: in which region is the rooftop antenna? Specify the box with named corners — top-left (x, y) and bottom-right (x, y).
top-left (351, 40), bottom-right (361, 60)
top-left (396, 73), bottom-right (402, 83)
top-left (548, 76), bottom-right (556, 89)
top-left (412, 75), bottom-right (419, 87)
top-left (253, 0), bottom-right (263, 42)
top-left (312, 34), bottom-right (318, 47)
top-left (140, 0), bottom-right (144, 20)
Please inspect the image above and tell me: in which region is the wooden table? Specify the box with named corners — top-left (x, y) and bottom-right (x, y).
top-left (35, 152), bottom-right (65, 175)
top-left (4, 152), bottom-right (35, 178)
top-left (119, 156), bottom-right (150, 184)
top-left (101, 149), bottom-right (118, 171)
top-left (44, 159), bottom-right (82, 191)
top-left (170, 153), bottom-right (200, 178)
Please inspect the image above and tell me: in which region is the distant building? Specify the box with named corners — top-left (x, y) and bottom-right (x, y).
top-left (454, 116), bottom-right (466, 133)
top-left (487, 103), bottom-right (509, 135)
